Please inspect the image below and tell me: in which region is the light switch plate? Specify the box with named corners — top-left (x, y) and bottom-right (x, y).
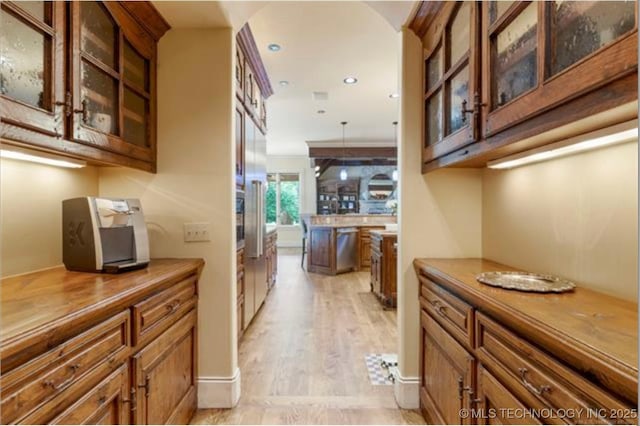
top-left (184, 222), bottom-right (211, 242)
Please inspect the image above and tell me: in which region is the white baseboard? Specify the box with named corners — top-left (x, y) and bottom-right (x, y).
top-left (198, 368), bottom-right (241, 408)
top-left (394, 374), bottom-right (419, 409)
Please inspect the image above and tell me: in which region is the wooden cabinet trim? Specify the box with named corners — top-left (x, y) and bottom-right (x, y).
top-left (118, 1), bottom-right (170, 42)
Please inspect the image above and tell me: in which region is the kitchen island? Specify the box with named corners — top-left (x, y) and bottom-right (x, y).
top-left (306, 215), bottom-right (396, 275)
top-left (370, 229), bottom-right (397, 307)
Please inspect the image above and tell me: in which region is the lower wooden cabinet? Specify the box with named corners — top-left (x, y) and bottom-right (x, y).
top-left (358, 226), bottom-right (384, 270)
top-left (476, 365), bottom-right (541, 426)
top-left (420, 311), bottom-right (474, 425)
top-left (370, 231), bottom-right (397, 307)
top-left (133, 310), bottom-right (197, 425)
top-left (0, 259), bottom-right (203, 425)
top-left (237, 247), bottom-right (245, 340)
top-left (50, 363), bottom-right (131, 425)
top-left (416, 259), bottom-right (637, 425)
top-left (265, 231), bottom-right (277, 290)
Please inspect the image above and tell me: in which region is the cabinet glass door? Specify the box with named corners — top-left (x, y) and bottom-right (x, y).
top-left (546, 1), bottom-right (636, 77)
top-left (490, 2), bottom-right (538, 109)
top-left (123, 41), bottom-right (150, 148)
top-left (0, 1), bottom-right (64, 138)
top-left (482, 1), bottom-right (637, 138)
top-left (72, 1), bottom-right (153, 161)
top-left (423, 1), bottom-right (479, 163)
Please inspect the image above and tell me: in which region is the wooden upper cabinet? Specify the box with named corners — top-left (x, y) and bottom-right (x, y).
top-left (0, 1), bottom-right (65, 138)
top-left (71, 1), bottom-right (155, 163)
top-left (0, 1), bottom-right (168, 173)
top-left (236, 46), bottom-right (245, 101)
top-left (423, 1), bottom-right (480, 163)
top-left (413, 0), bottom-right (638, 171)
top-left (481, 1), bottom-right (638, 137)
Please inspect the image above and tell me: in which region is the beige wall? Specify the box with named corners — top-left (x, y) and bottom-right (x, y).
top-left (1, 158), bottom-right (99, 277)
top-left (397, 28), bottom-right (483, 387)
top-left (266, 155), bottom-right (316, 247)
top-left (483, 140), bottom-right (638, 301)
top-left (99, 28), bottom-right (237, 380)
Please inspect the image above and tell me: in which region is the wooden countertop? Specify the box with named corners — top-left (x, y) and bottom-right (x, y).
top-left (1, 258), bottom-right (204, 367)
top-left (414, 258), bottom-right (638, 399)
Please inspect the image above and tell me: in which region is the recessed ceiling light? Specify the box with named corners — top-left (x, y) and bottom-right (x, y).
top-left (279, 80), bottom-right (289, 86)
top-left (317, 110), bottom-right (326, 114)
top-left (389, 93), bottom-right (400, 99)
top-left (268, 43), bottom-right (281, 52)
top-left (343, 76), bottom-right (358, 85)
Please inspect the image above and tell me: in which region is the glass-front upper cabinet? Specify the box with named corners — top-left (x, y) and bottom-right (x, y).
top-left (0, 1), bottom-right (65, 137)
top-left (423, 1), bottom-right (480, 163)
top-left (71, 1), bottom-right (154, 162)
top-left (482, 1), bottom-right (637, 137)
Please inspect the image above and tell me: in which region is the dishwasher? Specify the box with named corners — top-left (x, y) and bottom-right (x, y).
top-left (336, 227), bottom-right (358, 272)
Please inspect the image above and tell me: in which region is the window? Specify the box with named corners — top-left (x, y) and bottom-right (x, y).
top-left (266, 173), bottom-right (300, 226)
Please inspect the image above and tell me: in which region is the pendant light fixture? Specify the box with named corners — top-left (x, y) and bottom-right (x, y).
top-left (340, 121), bottom-right (348, 181)
top-left (392, 121), bottom-right (398, 181)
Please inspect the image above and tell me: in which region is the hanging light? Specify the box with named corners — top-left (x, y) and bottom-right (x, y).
top-left (340, 121), bottom-right (348, 181)
top-left (392, 121), bottom-right (398, 181)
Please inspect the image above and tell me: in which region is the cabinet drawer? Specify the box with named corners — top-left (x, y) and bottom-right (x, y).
top-left (50, 363), bottom-right (129, 425)
top-left (1, 311), bottom-right (130, 424)
top-left (419, 275), bottom-right (474, 349)
top-left (132, 276), bottom-right (197, 346)
top-left (476, 312), bottom-right (634, 425)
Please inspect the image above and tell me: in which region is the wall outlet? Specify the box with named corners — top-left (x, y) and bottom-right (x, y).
top-left (184, 222), bottom-right (211, 242)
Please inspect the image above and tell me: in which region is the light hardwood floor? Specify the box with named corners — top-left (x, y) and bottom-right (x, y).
top-left (191, 249), bottom-right (425, 425)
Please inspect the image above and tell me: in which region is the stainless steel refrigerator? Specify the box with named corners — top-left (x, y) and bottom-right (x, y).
top-left (244, 118), bottom-right (268, 327)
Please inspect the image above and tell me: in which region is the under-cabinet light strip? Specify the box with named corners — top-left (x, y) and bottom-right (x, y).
top-left (1, 148), bottom-right (86, 169)
top-left (488, 122), bottom-right (638, 170)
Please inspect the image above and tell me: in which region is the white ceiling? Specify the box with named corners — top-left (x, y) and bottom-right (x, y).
top-left (248, 1), bottom-right (406, 156)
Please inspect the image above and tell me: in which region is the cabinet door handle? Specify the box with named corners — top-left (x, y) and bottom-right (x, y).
top-left (122, 387), bottom-right (137, 411)
top-left (74, 98), bottom-right (89, 123)
top-left (42, 363), bottom-right (81, 390)
top-left (460, 91), bottom-right (486, 124)
top-left (518, 368), bottom-right (551, 396)
top-left (165, 299), bottom-right (180, 312)
top-left (432, 300), bottom-right (447, 316)
top-left (139, 376), bottom-right (151, 397)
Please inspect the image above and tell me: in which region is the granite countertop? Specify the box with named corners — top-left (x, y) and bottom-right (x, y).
top-left (369, 229), bottom-right (397, 237)
top-left (309, 223), bottom-right (386, 229)
top-left (266, 224), bottom-right (278, 234)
